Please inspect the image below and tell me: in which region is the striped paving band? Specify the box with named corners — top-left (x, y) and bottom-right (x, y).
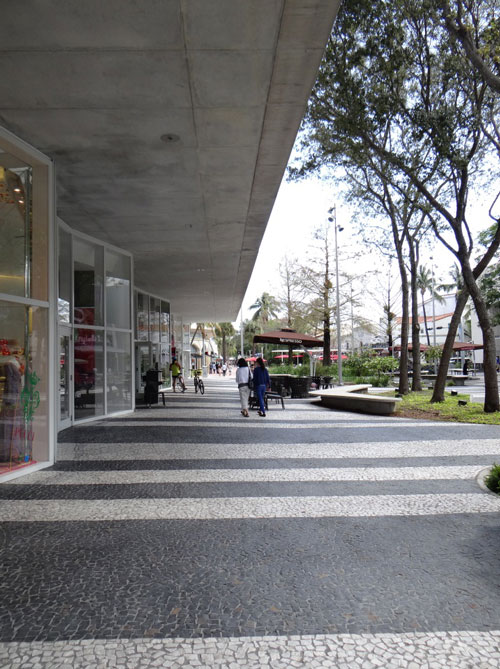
top-left (8, 465), bottom-right (486, 485)
top-left (93, 420), bottom-right (444, 428)
top-left (0, 631), bottom-right (499, 668)
top-left (2, 492), bottom-right (500, 521)
top-left (57, 439), bottom-right (500, 460)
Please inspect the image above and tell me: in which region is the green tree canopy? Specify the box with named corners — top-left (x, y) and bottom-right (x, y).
top-left (290, 0), bottom-right (500, 410)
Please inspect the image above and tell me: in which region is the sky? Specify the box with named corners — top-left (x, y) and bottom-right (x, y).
top-left (236, 170), bottom-right (499, 329)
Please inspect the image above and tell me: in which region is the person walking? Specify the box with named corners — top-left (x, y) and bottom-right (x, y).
top-left (235, 357), bottom-right (252, 417)
top-left (253, 356), bottom-right (270, 417)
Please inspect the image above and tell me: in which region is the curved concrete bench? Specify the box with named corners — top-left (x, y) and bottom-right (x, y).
top-left (309, 384), bottom-right (401, 416)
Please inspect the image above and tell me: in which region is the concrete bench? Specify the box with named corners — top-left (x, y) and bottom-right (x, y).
top-left (421, 374), bottom-right (470, 386)
top-left (309, 384), bottom-right (401, 416)
top-left (158, 387), bottom-right (170, 406)
top-left (266, 391), bottom-right (286, 409)
top-left (249, 391), bottom-right (286, 411)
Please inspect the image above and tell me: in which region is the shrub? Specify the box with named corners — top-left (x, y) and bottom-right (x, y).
top-left (345, 351), bottom-right (375, 377)
top-left (315, 363), bottom-right (338, 378)
top-left (271, 364), bottom-right (295, 374)
top-left (484, 464), bottom-right (500, 494)
top-left (345, 351), bottom-right (398, 379)
top-left (424, 345), bottom-right (443, 364)
top-left (368, 375), bottom-right (391, 387)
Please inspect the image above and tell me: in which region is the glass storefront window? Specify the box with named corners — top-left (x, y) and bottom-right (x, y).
top-left (136, 293), bottom-right (149, 341)
top-left (74, 238), bottom-right (104, 326)
top-left (106, 250), bottom-right (131, 329)
top-left (106, 331), bottom-right (132, 413)
top-left (136, 342), bottom-right (151, 396)
top-left (160, 343), bottom-right (170, 385)
top-left (0, 166), bottom-right (31, 298)
top-left (160, 301), bottom-right (170, 384)
top-left (0, 301), bottom-right (49, 472)
top-left (59, 330), bottom-right (71, 423)
top-left (150, 298), bottom-right (160, 344)
top-left (74, 328), bottom-right (104, 420)
top-left (58, 227), bottom-right (71, 323)
top-left (160, 301), bottom-right (170, 341)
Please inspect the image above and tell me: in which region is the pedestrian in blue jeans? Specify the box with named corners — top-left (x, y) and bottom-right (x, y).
top-left (253, 357), bottom-right (270, 417)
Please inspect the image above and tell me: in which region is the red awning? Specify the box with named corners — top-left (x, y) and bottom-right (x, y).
top-left (319, 354), bottom-right (348, 361)
top-left (253, 328), bottom-right (323, 347)
top-left (451, 341), bottom-right (483, 351)
top-left (394, 341), bottom-right (483, 352)
top-left (273, 353), bottom-right (303, 360)
top-left (394, 343), bottom-right (429, 352)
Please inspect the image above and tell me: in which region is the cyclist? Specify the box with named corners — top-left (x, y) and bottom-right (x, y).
top-left (169, 357), bottom-right (185, 392)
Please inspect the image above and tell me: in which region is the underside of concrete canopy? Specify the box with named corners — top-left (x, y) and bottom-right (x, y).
top-left (0, 0), bottom-right (340, 321)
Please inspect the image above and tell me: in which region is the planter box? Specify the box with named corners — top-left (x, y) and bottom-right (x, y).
top-left (269, 374), bottom-right (294, 396)
top-left (288, 376), bottom-right (313, 398)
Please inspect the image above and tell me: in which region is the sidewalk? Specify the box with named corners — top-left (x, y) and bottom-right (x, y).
top-left (1, 374), bottom-right (500, 667)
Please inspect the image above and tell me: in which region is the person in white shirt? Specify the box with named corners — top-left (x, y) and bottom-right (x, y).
top-left (235, 357), bottom-right (251, 417)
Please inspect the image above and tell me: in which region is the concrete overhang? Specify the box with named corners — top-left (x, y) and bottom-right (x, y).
top-left (0, 0), bottom-right (340, 321)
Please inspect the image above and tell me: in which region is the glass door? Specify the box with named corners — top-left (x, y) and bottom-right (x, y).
top-left (59, 326), bottom-right (72, 429)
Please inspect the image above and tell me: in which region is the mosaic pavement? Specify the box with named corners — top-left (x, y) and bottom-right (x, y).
top-left (1, 375), bottom-right (500, 667)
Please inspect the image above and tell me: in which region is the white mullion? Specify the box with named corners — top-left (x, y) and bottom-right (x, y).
top-left (0, 293), bottom-right (49, 308)
top-left (103, 249), bottom-right (107, 417)
top-left (130, 257), bottom-right (135, 412)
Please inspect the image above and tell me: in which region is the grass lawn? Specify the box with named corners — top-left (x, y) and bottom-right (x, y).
top-left (393, 390), bottom-right (500, 424)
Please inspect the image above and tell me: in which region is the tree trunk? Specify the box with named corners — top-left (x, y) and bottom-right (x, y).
top-left (287, 309), bottom-right (294, 366)
top-left (460, 260), bottom-right (499, 412)
top-left (431, 288), bottom-right (468, 402)
top-left (397, 254), bottom-right (410, 395)
top-left (408, 242), bottom-right (422, 391)
top-left (222, 334), bottom-right (227, 362)
top-left (323, 311), bottom-right (331, 367)
top-left (421, 294), bottom-right (430, 346)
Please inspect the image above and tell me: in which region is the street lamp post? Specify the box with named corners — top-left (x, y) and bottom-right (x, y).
top-left (350, 283), bottom-right (356, 354)
top-left (329, 207), bottom-right (343, 385)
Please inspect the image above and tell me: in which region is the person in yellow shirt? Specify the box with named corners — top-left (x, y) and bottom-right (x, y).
top-left (169, 358), bottom-right (185, 392)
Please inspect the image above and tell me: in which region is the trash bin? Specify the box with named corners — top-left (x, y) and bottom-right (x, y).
top-left (144, 369), bottom-right (162, 406)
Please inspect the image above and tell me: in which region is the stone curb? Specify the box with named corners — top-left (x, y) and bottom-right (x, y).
top-left (476, 465), bottom-right (500, 497)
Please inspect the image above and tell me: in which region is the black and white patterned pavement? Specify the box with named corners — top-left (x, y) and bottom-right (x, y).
top-left (1, 375), bottom-right (500, 667)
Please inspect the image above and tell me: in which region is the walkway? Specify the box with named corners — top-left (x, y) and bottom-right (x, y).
top-left (1, 374), bottom-right (500, 667)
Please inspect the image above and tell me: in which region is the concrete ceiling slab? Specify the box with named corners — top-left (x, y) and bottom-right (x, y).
top-left (0, 1), bottom-right (340, 322)
top-left (182, 0), bottom-right (282, 50)
top-left (194, 107), bottom-right (264, 148)
top-left (0, 53), bottom-right (191, 110)
top-left (3, 109), bottom-right (198, 152)
top-left (0, 0), bottom-right (184, 50)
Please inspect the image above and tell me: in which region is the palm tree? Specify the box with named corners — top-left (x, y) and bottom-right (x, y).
top-left (250, 292), bottom-right (279, 328)
top-left (438, 262), bottom-right (471, 339)
top-left (438, 262), bottom-right (464, 294)
top-left (240, 319), bottom-right (259, 357)
top-left (213, 322), bottom-right (235, 361)
top-left (417, 266), bottom-right (445, 345)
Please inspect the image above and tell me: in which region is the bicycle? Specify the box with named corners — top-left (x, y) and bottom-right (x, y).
top-left (174, 375), bottom-right (186, 393)
top-left (193, 370), bottom-right (205, 395)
